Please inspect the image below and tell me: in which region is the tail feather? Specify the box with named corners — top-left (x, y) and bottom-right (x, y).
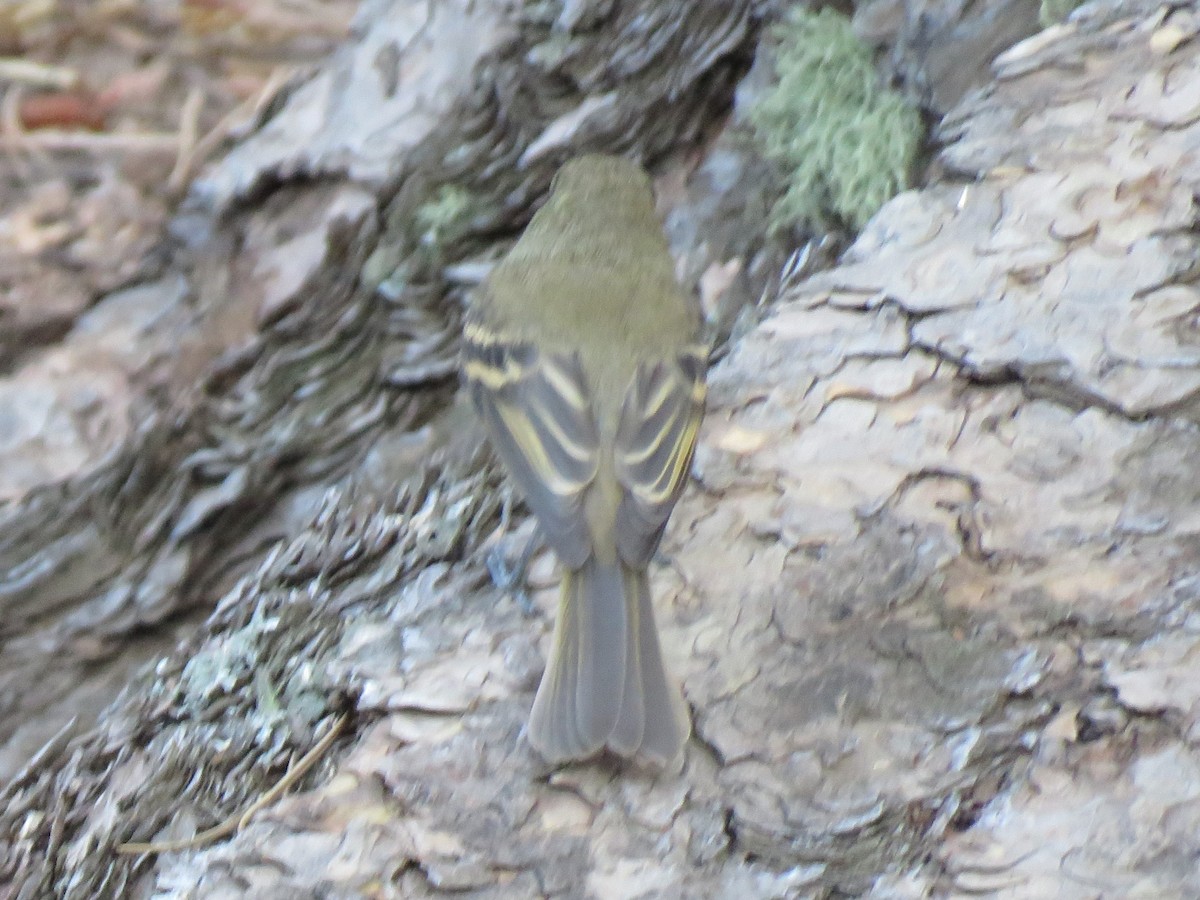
top-left (526, 557), bottom-right (688, 765)
top-left (573, 559), bottom-right (627, 748)
top-left (608, 566), bottom-right (645, 755)
top-left (527, 585), bottom-right (586, 760)
top-left (633, 574), bottom-right (689, 765)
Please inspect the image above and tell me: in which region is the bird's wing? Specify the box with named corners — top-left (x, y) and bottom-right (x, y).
top-left (612, 344), bottom-right (708, 567)
top-left (462, 320), bottom-right (599, 568)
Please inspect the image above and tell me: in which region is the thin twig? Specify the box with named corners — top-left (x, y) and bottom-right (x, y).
top-left (0, 130), bottom-right (182, 153)
top-left (114, 712), bottom-right (348, 856)
top-left (0, 58), bottom-right (80, 89)
top-left (0, 84), bottom-right (39, 176)
top-left (167, 84), bottom-right (205, 191)
top-left (2, 84), bottom-right (23, 137)
top-left (167, 65), bottom-right (293, 192)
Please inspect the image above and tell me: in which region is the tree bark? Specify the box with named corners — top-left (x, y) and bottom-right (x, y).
top-left (6, 0), bottom-right (1200, 898)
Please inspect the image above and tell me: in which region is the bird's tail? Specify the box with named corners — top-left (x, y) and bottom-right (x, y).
top-left (527, 557), bottom-right (689, 765)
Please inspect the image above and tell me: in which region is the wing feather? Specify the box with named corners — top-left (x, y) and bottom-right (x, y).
top-left (613, 344), bottom-right (707, 567)
top-left (463, 321), bottom-right (599, 568)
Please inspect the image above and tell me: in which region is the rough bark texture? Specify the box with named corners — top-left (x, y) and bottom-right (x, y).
top-left (4, 0), bottom-right (1200, 897)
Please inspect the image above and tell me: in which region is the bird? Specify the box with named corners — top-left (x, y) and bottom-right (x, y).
top-left (462, 154), bottom-right (707, 765)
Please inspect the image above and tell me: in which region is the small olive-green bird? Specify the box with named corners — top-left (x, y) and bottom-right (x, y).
top-left (463, 154), bottom-right (707, 765)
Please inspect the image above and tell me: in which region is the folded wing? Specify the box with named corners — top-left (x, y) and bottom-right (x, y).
top-left (462, 320), bottom-right (599, 568)
top-left (613, 344), bottom-right (708, 567)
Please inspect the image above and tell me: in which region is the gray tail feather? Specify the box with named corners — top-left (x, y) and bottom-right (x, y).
top-left (628, 566), bottom-right (690, 764)
top-left (527, 557), bottom-right (689, 765)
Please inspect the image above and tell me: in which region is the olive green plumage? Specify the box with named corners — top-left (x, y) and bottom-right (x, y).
top-left (463, 155), bottom-right (706, 765)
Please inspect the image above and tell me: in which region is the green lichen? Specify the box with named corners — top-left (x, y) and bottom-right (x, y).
top-left (1039, 0), bottom-right (1085, 26)
top-left (748, 7), bottom-right (922, 233)
top-left (415, 184), bottom-right (475, 248)
top-left (367, 183), bottom-right (481, 297)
